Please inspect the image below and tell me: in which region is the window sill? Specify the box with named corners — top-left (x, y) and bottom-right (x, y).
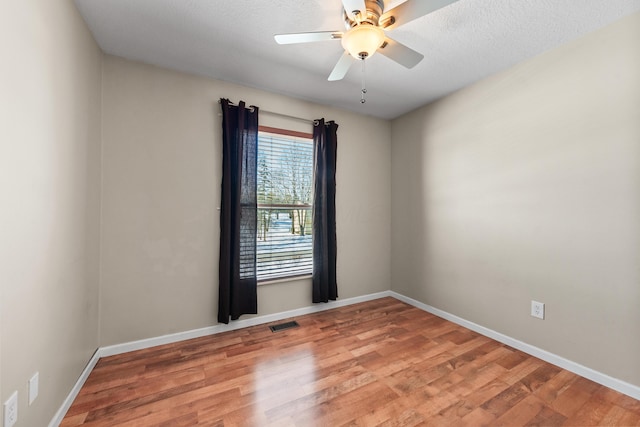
top-left (258, 274), bottom-right (312, 286)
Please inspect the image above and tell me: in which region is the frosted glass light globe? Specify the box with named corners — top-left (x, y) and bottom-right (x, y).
top-left (341, 25), bottom-right (385, 59)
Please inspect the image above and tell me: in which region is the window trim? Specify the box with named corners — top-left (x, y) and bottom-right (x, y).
top-left (258, 274), bottom-right (313, 286)
top-left (258, 125), bottom-right (313, 140)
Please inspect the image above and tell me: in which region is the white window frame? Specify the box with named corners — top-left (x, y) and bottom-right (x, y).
top-left (256, 126), bottom-right (314, 283)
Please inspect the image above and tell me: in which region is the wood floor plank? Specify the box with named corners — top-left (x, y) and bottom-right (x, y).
top-left (62, 297), bottom-right (640, 426)
top-left (492, 394), bottom-right (548, 426)
top-left (533, 369), bottom-right (577, 404)
top-left (550, 377), bottom-right (597, 418)
top-left (459, 406), bottom-right (496, 426)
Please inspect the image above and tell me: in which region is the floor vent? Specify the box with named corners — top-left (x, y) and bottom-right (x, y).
top-left (269, 321), bottom-right (299, 332)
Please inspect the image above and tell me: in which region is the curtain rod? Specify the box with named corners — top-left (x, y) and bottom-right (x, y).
top-left (218, 99), bottom-right (316, 125)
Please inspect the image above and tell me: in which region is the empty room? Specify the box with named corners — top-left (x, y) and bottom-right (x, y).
top-left (1, 0), bottom-right (639, 426)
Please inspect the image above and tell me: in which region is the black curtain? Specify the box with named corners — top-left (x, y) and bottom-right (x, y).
top-left (218, 99), bottom-right (259, 323)
top-left (312, 119), bottom-right (338, 303)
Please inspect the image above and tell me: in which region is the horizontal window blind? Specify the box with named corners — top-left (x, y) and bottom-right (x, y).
top-left (257, 130), bottom-right (314, 281)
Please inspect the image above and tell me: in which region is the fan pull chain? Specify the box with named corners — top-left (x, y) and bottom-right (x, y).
top-left (360, 58), bottom-right (367, 104)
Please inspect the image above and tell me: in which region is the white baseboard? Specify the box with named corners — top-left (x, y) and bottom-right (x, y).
top-left (99, 290), bottom-right (393, 357)
top-left (48, 349), bottom-right (101, 427)
top-left (51, 289), bottom-right (639, 426)
top-left (389, 291), bottom-right (640, 401)
top-left (49, 290), bottom-right (392, 426)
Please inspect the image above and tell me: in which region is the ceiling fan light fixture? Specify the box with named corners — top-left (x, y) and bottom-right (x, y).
top-left (341, 24), bottom-right (385, 59)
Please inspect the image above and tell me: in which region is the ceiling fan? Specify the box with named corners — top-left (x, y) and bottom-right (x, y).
top-left (274, 0), bottom-right (458, 81)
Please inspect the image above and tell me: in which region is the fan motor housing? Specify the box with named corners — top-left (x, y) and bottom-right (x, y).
top-left (344, 0), bottom-right (385, 28)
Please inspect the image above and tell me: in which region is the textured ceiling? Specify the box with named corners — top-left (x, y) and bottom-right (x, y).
top-left (74, 0), bottom-right (640, 119)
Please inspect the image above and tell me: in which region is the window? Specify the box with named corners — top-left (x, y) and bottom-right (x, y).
top-left (256, 126), bottom-right (314, 281)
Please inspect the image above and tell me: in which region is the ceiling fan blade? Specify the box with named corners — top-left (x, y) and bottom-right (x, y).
top-left (274, 31), bottom-right (342, 45)
top-left (380, 0), bottom-right (458, 30)
top-left (328, 52), bottom-right (354, 81)
top-left (342, 0), bottom-right (367, 21)
top-left (378, 37), bottom-right (424, 69)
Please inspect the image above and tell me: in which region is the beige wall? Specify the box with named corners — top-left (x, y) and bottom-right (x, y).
top-left (391, 12), bottom-right (640, 386)
top-left (0, 0), bottom-right (102, 425)
top-left (2, 3), bottom-right (637, 424)
top-left (99, 56), bottom-right (391, 346)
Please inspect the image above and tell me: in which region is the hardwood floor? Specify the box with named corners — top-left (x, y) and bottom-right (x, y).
top-left (61, 297), bottom-right (640, 426)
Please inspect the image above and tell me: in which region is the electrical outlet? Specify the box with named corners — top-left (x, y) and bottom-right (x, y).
top-left (29, 372), bottom-right (39, 405)
top-left (3, 391), bottom-right (18, 427)
top-left (531, 300), bottom-right (545, 319)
